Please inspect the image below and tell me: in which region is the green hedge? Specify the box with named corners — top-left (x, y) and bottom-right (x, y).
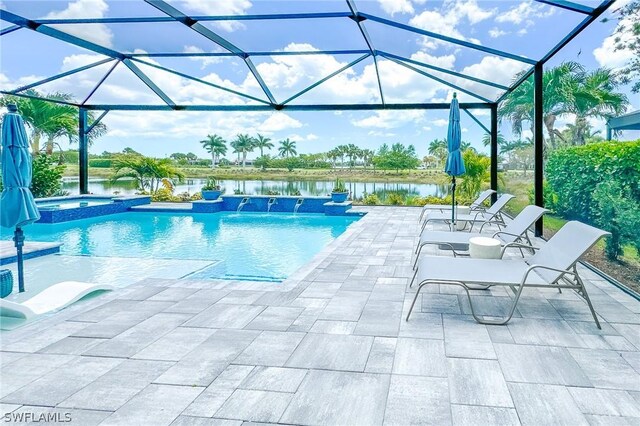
top-left (89, 158), bottom-right (113, 168)
top-left (545, 141), bottom-right (639, 222)
top-left (545, 140), bottom-right (640, 259)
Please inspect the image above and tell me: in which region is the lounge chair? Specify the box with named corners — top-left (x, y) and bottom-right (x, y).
top-left (420, 194), bottom-right (515, 232)
top-left (413, 205), bottom-right (548, 269)
top-left (418, 189), bottom-right (496, 223)
top-left (408, 221), bottom-right (608, 328)
top-left (0, 281), bottom-right (113, 319)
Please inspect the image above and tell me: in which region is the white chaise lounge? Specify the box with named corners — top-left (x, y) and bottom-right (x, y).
top-left (418, 188), bottom-right (496, 222)
top-left (0, 281), bottom-right (113, 319)
top-left (420, 194), bottom-right (515, 232)
top-left (408, 221), bottom-right (609, 328)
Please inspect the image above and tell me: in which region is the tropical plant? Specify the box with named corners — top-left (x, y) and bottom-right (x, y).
top-left (363, 193), bottom-right (381, 205)
top-left (31, 154), bottom-right (66, 198)
top-left (361, 149), bottom-right (375, 169)
top-left (278, 138), bottom-right (297, 158)
top-left (201, 177), bottom-right (221, 191)
top-left (428, 138), bottom-right (448, 166)
top-left (458, 150), bottom-right (491, 199)
top-left (111, 154), bottom-right (185, 192)
top-left (332, 178), bottom-right (347, 193)
top-left (254, 134), bottom-right (274, 157)
top-left (481, 131), bottom-right (507, 148)
top-left (1, 90), bottom-right (107, 155)
top-left (200, 134), bottom-right (227, 168)
top-left (231, 133), bottom-right (255, 167)
top-left (372, 143), bottom-right (421, 173)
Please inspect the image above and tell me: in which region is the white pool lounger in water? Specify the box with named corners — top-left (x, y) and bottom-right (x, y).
top-left (0, 281), bottom-right (113, 319)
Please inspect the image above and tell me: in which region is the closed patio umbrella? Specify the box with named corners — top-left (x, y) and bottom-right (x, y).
top-left (444, 93), bottom-right (466, 228)
top-left (1, 104), bottom-right (41, 293)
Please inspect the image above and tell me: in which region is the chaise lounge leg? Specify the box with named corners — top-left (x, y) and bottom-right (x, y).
top-left (574, 272), bottom-right (601, 329)
top-left (462, 281), bottom-right (525, 326)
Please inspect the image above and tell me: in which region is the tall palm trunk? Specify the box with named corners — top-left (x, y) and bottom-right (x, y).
top-left (210, 152), bottom-right (216, 168)
top-left (242, 152), bottom-right (247, 167)
top-left (31, 131), bottom-right (42, 155)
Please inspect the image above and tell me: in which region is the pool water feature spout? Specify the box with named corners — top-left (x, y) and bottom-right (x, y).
top-left (294, 198), bottom-right (304, 214)
top-left (267, 198), bottom-right (277, 213)
top-left (237, 197), bottom-right (250, 212)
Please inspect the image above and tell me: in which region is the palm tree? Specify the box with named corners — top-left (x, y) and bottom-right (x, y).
top-left (232, 133), bottom-right (255, 167)
top-left (1, 90), bottom-right (107, 155)
top-left (111, 154), bottom-right (184, 192)
top-left (481, 131), bottom-right (507, 148)
top-left (500, 61), bottom-right (584, 150)
top-left (568, 68), bottom-right (628, 145)
top-left (200, 134), bottom-right (227, 168)
top-left (428, 139), bottom-right (448, 166)
top-left (254, 134), bottom-right (274, 157)
top-left (278, 138), bottom-right (297, 158)
top-left (361, 149), bottom-right (375, 169)
top-left (346, 144), bottom-right (361, 168)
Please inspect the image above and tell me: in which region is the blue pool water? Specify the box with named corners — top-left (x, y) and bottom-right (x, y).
top-left (1, 212), bottom-right (360, 281)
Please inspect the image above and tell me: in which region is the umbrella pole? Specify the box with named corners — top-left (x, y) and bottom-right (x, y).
top-left (14, 226), bottom-right (25, 293)
top-left (451, 176), bottom-right (456, 230)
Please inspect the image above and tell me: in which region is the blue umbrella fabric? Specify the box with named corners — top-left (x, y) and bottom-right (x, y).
top-left (1, 104), bottom-right (40, 293)
top-left (444, 93), bottom-right (465, 227)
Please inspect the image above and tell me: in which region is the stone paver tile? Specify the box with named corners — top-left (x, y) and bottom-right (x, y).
top-left (369, 284), bottom-right (405, 302)
top-left (585, 414), bottom-right (640, 425)
top-left (392, 338), bottom-right (446, 377)
top-left (2, 322), bottom-right (89, 353)
top-left (568, 387), bottom-right (640, 417)
top-left (68, 299), bottom-right (139, 323)
top-left (1, 356), bottom-right (122, 406)
top-left (214, 390), bottom-right (292, 423)
top-left (365, 337), bottom-right (397, 374)
top-left (509, 383), bottom-right (588, 426)
top-left (163, 289), bottom-right (229, 314)
top-left (235, 331), bottom-right (305, 367)
top-left (7, 407), bottom-right (110, 425)
top-left (515, 297), bottom-right (563, 320)
top-left (281, 370), bottom-right (389, 426)
top-left (507, 319), bottom-right (588, 348)
top-left (549, 300), bottom-right (601, 322)
top-left (309, 320), bottom-right (357, 335)
top-left (37, 336), bottom-right (104, 355)
top-left (318, 291), bottom-right (370, 321)
top-left (83, 313), bottom-right (192, 358)
top-left (0, 352), bottom-right (28, 367)
top-left (399, 312), bottom-right (443, 339)
top-left (568, 348), bottom-right (640, 391)
top-left (621, 352), bottom-right (640, 374)
top-left (299, 282), bottom-right (342, 298)
top-left (59, 359), bottom-right (174, 411)
top-left (100, 384), bottom-right (203, 426)
top-left (450, 405), bottom-right (519, 426)
top-left (210, 365), bottom-right (255, 389)
top-left (384, 375), bottom-right (451, 426)
top-left (244, 307), bottom-right (304, 331)
top-left (459, 295), bottom-right (522, 319)
top-left (0, 353), bottom-right (74, 398)
top-left (117, 285), bottom-right (166, 300)
top-left (443, 315), bottom-right (495, 359)
top-left (217, 291), bottom-right (265, 305)
top-left (567, 321), bottom-right (620, 336)
top-left (155, 329), bottom-right (260, 386)
top-left (487, 325), bottom-right (515, 344)
top-left (0, 404), bottom-right (20, 417)
top-left (148, 287), bottom-right (198, 302)
top-left (132, 327), bottom-right (217, 361)
top-left (447, 358), bottom-right (513, 407)
top-left (611, 323), bottom-right (640, 350)
top-left (286, 333), bottom-right (373, 372)
top-left (183, 387), bottom-right (235, 418)
top-left (495, 343), bottom-right (592, 387)
top-left (170, 416), bottom-right (242, 426)
top-left (71, 307), bottom-right (172, 339)
top-left (240, 366), bottom-right (307, 393)
top-left (354, 300), bottom-right (403, 337)
top-left (421, 293), bottom-right (461, 315)
top-left (184, 304), bottom-right (266, 329)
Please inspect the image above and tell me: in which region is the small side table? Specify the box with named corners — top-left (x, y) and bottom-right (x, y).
top-left (469, 237), bottom-right (502, 259)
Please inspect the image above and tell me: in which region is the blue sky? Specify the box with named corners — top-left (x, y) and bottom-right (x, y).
top-left (1, 0), bottom-right (638, 159)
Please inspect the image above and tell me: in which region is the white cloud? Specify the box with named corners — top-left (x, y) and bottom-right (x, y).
top-left (306, 134), bottom-right (319, 141)
top-left (178, 0), bottom-right (252, 32)
top-left (368, 130), bottom-right (396, 137)
top-left (495, 1), bottom-right (555, 25)
top-left (260, 113), bottom-right (303, 132)
top-left (45, 0), bottom-right (113, 48)
top-left (183, 46), bottom-right (224, 68)
top-left (517, 28), bottom-right (528, 36)
top-left (462, 127), bottom-right (469, 133)
top-left (378, 0), bottom-right (415, 15)
top-left (352, 110), bottom-right (425, 129)
top-left (409, 0), bottom-right (495, 50)
top-left (593, 17), bottom-right (635, 69)
top-left (489, 27), bottom-right (508, 38)
top-left (432, 119), bottom-right (449, 127)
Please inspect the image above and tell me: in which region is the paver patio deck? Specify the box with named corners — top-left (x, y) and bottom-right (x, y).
top-left (1, 206), bottom-right (639, 425)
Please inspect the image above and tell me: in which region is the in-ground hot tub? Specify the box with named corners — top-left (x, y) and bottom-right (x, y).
top-left (35, 195), bottom-right (151, 223)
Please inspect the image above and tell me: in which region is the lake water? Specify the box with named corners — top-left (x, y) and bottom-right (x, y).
top-left (61, 177), bottom-right (449, 200)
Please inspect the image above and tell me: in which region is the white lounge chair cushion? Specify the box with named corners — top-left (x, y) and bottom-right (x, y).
top-left (0, 281), bottom-right (114, 319)
top-left (416, 256), bottom-right (547, 286)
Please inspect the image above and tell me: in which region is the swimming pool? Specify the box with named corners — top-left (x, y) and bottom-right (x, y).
top-left (1, 211), bottom-right (360, 282)
top-left (37, 198), bottom-right (113, 210)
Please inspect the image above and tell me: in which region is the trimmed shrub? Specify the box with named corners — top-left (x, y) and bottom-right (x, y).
top-left (89, 158), bottom-right (113, 168)
top-left (363, 193), bottom-right (381, 205)
top-left (545, 141), bottom-right (640, 223)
